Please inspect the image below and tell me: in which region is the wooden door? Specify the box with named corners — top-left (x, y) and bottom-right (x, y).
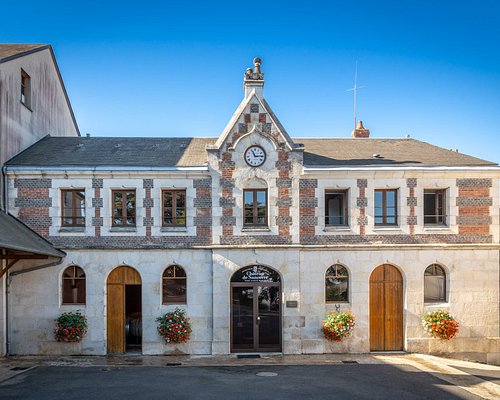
top-left (369, 264), bottom-right (403, 351)
top-left (106, 266), bottom-right (141, 353)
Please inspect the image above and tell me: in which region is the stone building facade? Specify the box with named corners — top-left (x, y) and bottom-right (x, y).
top-left (3, 58), bottom-right (500, 362)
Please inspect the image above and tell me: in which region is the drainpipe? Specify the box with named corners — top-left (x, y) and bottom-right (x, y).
top-left (1, 165), bottom-right (8, 213)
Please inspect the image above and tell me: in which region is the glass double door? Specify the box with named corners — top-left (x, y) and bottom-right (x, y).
top-left (231, 282), bottom-right (281, 352)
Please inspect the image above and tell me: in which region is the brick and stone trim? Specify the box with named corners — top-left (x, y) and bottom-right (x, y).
top-left (91, 178), bottom-right (103, 237)
top-left (357, 179), bottom-right (368, 235)
top-left (193, 178), bottom-right (212, 241)
top-left (14, 178), bottom-right (52, 237)
top-left (407, 178), bottom-right (417, 234)
top-left (143, 179), bottom-right (154, 236)
top-left (299, 179), bottom-right (317, 241)
top-left (456, 178), bottom-right (492, 236)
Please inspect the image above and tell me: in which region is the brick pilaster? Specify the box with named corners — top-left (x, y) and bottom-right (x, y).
top-left (357, 179), bottom-right (368, 235)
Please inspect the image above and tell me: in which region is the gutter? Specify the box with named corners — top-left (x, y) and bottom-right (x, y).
top-left (5, 165), bottom-right (209, 172)
top-left (303, 166), bottom-right (500, 172)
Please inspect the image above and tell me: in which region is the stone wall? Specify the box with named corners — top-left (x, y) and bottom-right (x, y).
top-left (8, 247), bottom-right (497, 357)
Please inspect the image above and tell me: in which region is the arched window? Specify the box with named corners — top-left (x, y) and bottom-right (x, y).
top-left (325, 264), bottom-right (349, 302)
top-left (162, 265), bottom-right (187, 304)
top-left (62, 266), bottom-right (86, 304)
top-left (424, 264), bottom-right (446, 302)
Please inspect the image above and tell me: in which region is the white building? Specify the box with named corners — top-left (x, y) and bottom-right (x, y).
top-left (3, 57), bottom-right (500, 363)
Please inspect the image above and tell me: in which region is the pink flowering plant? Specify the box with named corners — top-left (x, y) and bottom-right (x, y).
top-left (54, 310), bottom-right (88, 343)
top-left (156, 308), bottom-right (192, 344)
top-left (322, 311), bottom-right (355, 342)
top-left (422, 310), bottom-right (459, 340)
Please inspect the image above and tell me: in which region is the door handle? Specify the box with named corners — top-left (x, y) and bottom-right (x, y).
top-left (256, 316), bottom-right (261, 325)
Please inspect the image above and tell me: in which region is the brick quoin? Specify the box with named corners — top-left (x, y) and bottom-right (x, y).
top-left (94, 188), bottom-right (102, 237)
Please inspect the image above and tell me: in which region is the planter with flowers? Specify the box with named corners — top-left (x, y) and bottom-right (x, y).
top-left (54, 310), bottom-right (88, 343)
top-left (422, 310), bottom-right (459, 340)
top-left (322, 311), bottom-right (355, 342)
top-left (156, 308), bottom-right (192, 344)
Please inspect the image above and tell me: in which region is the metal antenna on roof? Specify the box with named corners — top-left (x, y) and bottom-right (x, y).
top-left (346, 61), bottom-right (365, 130)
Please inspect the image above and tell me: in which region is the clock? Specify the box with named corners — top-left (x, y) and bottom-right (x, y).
top-left (244, 145), bottom-right (266, 167)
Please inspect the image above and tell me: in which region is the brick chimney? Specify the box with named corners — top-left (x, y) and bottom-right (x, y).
top-left (352, 120), bottom-right (370, 138)
top-left (244, 57), bottom-right (264, 99)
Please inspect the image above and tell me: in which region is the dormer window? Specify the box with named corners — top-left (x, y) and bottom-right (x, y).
top-left (20, 69), bottom-right (31, 109)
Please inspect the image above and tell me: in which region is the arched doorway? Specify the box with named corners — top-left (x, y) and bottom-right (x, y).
top-left (230, 265), bottom-right (281, 353)
top-left (369, 264), bottom-right (403, 351)
top-left (107, 266), bottom-right (142, 353)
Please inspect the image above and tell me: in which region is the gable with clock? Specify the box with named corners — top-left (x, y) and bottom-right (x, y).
top-left (206, 57), bottom-right (303, 244)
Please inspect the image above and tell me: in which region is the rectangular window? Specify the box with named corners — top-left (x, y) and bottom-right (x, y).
top-left (112, 189), bottom-right (136, 226)
top-left (162, 189), bottom-right (186, 226)
top-left (20, 69), bottom-right (31, 108)
top-left (61, 189), bottom-right (85, 227)
top-left (325, 189), bottom-right (348, 226)
top-left (243, 189), bottom-right (267, 226)
top-left (424, 189), bottom-right (446, 225)
top-left (374, 189), bottom-right (398, 226)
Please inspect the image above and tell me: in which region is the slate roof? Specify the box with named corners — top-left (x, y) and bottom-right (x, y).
top-left (0, 44), bottom-right (48, 63)
top-left (299, 138), bottom-right (497, 167)
top-left (5, 135), bottom-right (496, 168)
top-left (0, 212), bottom-right (65, 257)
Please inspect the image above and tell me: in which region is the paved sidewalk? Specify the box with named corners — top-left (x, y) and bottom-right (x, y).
top-left (1, 353), bottom-right (500, 399)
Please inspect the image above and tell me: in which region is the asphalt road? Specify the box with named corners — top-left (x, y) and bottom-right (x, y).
top-left (0, 364), bottom-right (481, 399)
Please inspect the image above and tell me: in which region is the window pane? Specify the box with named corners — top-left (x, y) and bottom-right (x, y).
top-left (256, 191), bottom-right (266, 207)
top-left (174, 265), bottom-right (186, 277)
top-left (176, 191), bottom-right (185, 208)
top-left (386, 191), bottom-right (395, 207)
top-left (164, 208), bottom-right (172, 224)
top-left (325, 277), bottom-right (348, 302)
top-left (63, 191), bottom-right (72, 208)
top-left (374, 191), bottom-right (383, 208)
top-left (163, 266), bottom-right (175, 277)
top-left (113, 191), bottom-right (123, 203)
top-left (163, 192), bottom-right (172, 208)
top-left (162, 279), bottom-right (187, 304)
top-left (244, 191), bottom-right (254, 207)
top-left (386, 216), bottom-right (396, 224)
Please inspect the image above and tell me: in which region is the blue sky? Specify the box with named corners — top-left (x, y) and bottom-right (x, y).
top-left (2, 1), bottom-right (500, 163)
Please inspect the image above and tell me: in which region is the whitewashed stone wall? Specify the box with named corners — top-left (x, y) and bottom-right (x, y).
top-left (9, 247), bottom-right (495, 356)
top-left (8, 249), bottom-right (213, 355)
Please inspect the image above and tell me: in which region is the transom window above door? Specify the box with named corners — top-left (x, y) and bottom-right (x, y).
top-left (112, 190), bottom-right (136, 226)
top-left (162, 189), bottom-right (186, 227)
top-left (243, 189), bottom-right (267, 226)
top-left (374, 189), bottom-right (398, 226)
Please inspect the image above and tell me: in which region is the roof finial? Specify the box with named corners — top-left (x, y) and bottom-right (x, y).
top-left (253, 57), bottom-right (262, 74)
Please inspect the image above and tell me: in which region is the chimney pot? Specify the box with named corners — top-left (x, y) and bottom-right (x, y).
top-left (244, 56), bottom-right (264, 99)
top-left (352, 120), bottom-right (370, 138)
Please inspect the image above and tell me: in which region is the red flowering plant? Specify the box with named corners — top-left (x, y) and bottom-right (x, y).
top-left (156, 308), bottom-right (192, 344)
top-left (54, 311), bottom-right (88, 343)
top-left (422, 310), bottom-right (459, 340)
top-left (322, 311), bottom-right (355, 342)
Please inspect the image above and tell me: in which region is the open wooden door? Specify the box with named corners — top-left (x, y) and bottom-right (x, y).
top-left (107, 266), bottom-right (141, 354)
top-left (369, 264), bottom-right (403, 351)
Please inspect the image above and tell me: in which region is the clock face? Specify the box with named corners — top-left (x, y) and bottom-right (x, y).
top-left (244, 145), bottom-right (266, 167)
